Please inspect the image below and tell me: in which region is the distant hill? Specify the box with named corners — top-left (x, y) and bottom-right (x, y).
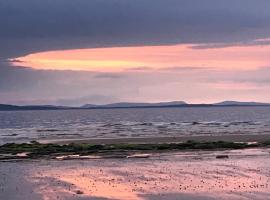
top-left (0, 104), bottom-right (64, 111)
top-left (1, 100), bottom-right (270, 111)
top-left (0, 104), bottom-right (21, 111)
top-left (82, 101), bottom-right (187, 108)
top-left (215, 101), bottom-right (270, 106)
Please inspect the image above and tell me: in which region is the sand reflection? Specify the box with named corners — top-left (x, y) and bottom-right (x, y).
top-left (22, 149), bottom-right (269, 200)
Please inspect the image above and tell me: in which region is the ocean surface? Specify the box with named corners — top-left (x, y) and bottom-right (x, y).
top-left (0, 107), bottom-right (270, 144)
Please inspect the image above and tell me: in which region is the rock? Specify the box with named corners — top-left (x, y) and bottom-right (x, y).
top-left (216, 155), bottom-right (229, 159)
top-left (75, 190), bottom-right (84, 195)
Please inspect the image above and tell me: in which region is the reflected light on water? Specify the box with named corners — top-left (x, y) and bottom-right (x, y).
top-left (28, 149), bottom-right (270, 200)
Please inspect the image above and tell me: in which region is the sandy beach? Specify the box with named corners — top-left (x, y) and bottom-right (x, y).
top-left (1, 148), bottom-right (270, 200)
top-left (1, 133), bottom-right (270, 200)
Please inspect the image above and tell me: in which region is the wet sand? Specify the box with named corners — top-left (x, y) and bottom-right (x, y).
top-left (0, 148), bottom-right (270, 200)
top-left (42, 133), bottom-right (270, 145)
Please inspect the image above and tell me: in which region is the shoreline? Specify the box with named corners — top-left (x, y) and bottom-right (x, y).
top-left (1, 134), bottom-right (269, 161)
top-left (42, 133), bottom-right (270, 145)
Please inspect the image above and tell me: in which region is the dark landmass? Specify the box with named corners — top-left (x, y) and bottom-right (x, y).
top-left (215, 101), bottom-right (270, 106)
top-left (0, 104), bottom-right (21, 111)
top-left (82, 101), bottom-right (187, 108)
top-left (0, 140), bottom-right (269, 160)
top-left (0, 104), bottom-right (71, 111)
top-left (1, 101), bottom-right (270, 111)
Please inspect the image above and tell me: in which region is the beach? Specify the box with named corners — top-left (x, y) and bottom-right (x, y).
top-left (1, 147), bottom-right (269, 200)
top-left (1, 134), bottom-right (270, 200)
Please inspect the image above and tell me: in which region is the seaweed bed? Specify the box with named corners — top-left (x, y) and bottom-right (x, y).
top-left (0, 140), bottom-right (270, 160)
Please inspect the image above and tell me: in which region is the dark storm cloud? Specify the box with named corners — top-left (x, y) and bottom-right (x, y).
top-left (0, 0), bottom-right (270, 58)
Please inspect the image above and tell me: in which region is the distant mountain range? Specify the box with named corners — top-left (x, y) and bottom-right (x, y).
top-left (1, 101), bottom-right (270, 111)
top-left (215, 101), bottom-right (270, 106)
top-left (82, 101), bottom-right (187, 108)
top-left (0, 104), bottom-right (66, 111)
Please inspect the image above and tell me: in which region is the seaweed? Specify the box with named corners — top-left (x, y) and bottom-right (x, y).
top-left (0, 140), bottom-right (268, 160)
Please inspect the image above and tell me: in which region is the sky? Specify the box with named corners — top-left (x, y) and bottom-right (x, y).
top-left (1, 0), bottom-right (270, 106)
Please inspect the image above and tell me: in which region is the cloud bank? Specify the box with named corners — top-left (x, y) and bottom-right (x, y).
top-left (1, 0), bottom-right (270, 58)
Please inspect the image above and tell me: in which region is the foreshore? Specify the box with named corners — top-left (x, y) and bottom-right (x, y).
top-left (1, 134), bottom-right (270, 199)
top-left (1, 148), bottom-right (269, 200)
top-left (1, 134), bottom-right (269, 161)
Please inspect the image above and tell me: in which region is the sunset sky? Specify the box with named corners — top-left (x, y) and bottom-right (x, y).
top-left (1, 0), bottom-right (270, 106)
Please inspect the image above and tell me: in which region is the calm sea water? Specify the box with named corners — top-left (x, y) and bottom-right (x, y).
top-left (0, 107), bottom-right (270, 144)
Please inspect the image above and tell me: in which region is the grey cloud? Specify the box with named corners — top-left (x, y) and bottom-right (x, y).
top-left (1, 62), bottom-right (270, 104)
top-left (198, 66), bottom-right (270, 86)
top-left (160, 66), bottom-right (212, 71)
top-left (1, 0), bottom-right (270, 59)
top-left (125, 67), bottom-right (154, 71)
top-left (94, 73), bottom-right (124, 79)
top-left (125, 66), bottom-right (212, 72)
top-left (191, 40), bottom-right (270, 49)
top-left (0, 62), bottom-right (134, 105)
top-left (54, 95), bottom-right (120, 106)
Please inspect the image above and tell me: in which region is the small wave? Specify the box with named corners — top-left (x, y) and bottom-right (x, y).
top-left (137, 122), bottom-right (153, 126)
top-left (226, 121), bottom-right (260, 126)
top-left (2, 133), bottom-right (18, 137)
top-left (36, 129), bottom-right (64, 132)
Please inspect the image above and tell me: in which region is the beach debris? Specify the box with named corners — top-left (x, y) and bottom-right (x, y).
top-left (216, 155), bottom-right (229, 159)
top-left (75, 190), bottom-right (84, 195)
top-left (0, 153), bottom-right (30, 161)
top-left (55, 155), bottom-right (102, 160)
top-left (16, 152), bottom-right (29, 157)
top-left (127, 154), bottom-right (151, 158)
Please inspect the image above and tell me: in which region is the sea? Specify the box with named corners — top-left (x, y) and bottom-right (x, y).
top-left (1, 107), bottom-right (270, 144)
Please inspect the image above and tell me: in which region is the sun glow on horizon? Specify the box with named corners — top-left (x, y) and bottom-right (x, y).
top-left (10, 44), bottom-right (270, 72)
